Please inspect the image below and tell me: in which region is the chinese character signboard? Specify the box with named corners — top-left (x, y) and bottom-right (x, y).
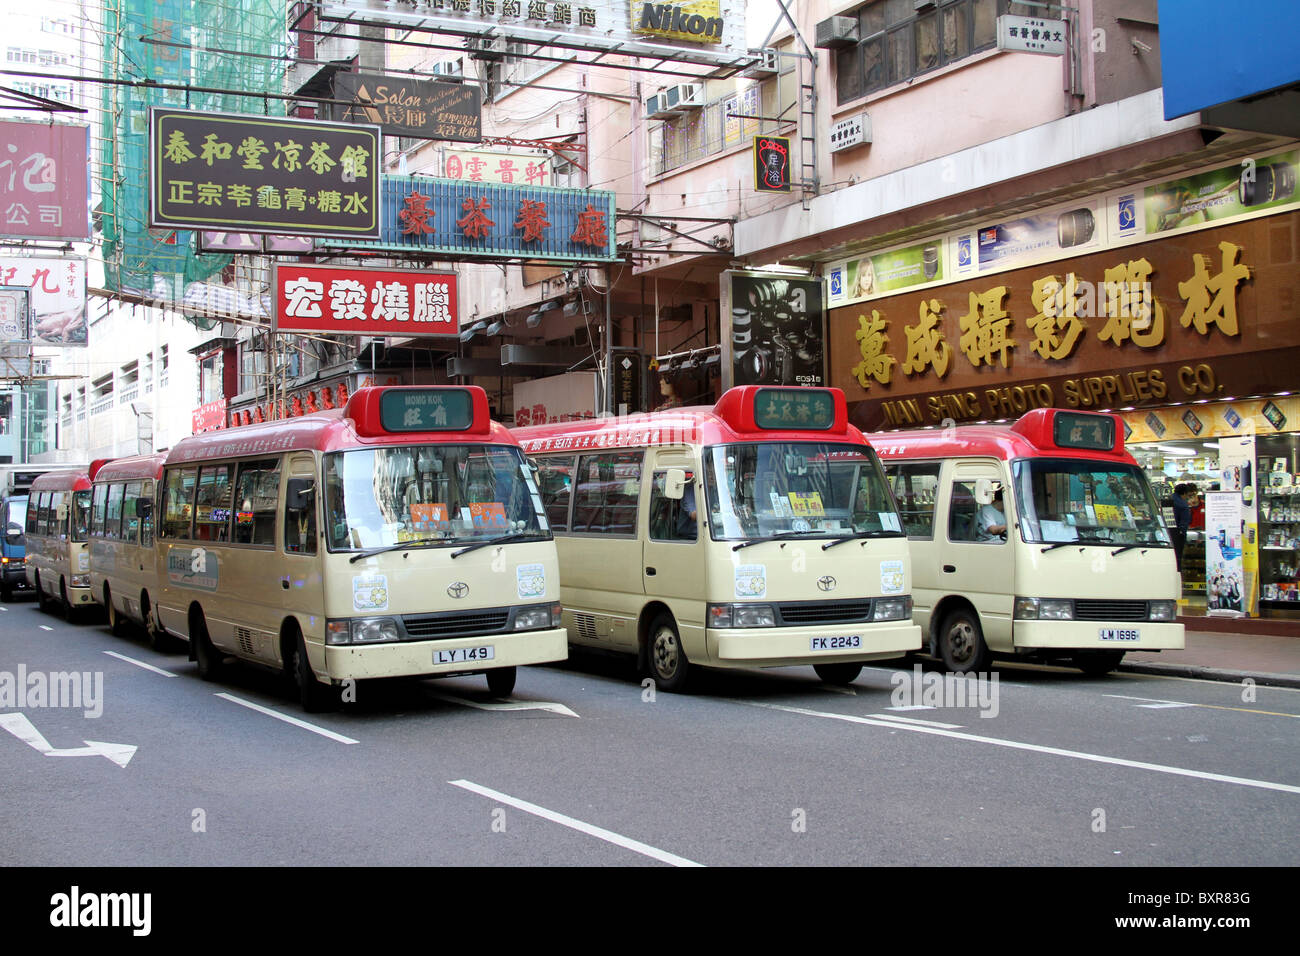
top-left (445, 149), bottom-right (550, 186)
top-left (337, 176), bottom-right (617, 262)
top-left (754, 135), bottom-right (791, 193)
top-left (333, 73), bottom-right (482, 142)
top-left (192, 398), bottom-right (228, 434)
top-left (0, 120), bottom-right (91, 241)
top-left (149, 109), bottom-right (381, 238)
top-left (273, 263), bottom-right (458, 336)
top-left (0, 287), bottom-right (31, 343)
top-left (720, 271), bottom-right (826, 390)
top-left (0, 256), bottom-right (88, 347)
top-left (996, 16), bottom-right (1066, 56)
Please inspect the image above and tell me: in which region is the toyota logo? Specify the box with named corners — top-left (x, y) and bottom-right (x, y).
top-left (447, 582), bottom-right (469, 599)
top-left (817, 576), bottom-right (836, 592)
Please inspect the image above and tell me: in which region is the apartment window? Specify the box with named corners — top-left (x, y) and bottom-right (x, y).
top-left (239, 343), bottom-right (266, 395)
top-left (650, 74), bottom-right (793, 178)
top-left (835, 0), bottom-right (1025, 105)
top-left (198, 349), bottom-right (223, 404)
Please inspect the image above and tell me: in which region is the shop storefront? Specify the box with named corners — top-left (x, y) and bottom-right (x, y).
top-left (826, 154), bottom-right (1300, 621)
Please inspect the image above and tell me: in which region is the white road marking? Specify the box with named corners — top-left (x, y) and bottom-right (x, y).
top-left (885, 704), bottom-right (936, 711)
top-left (450, 779), bottom-right (702, 867)
top-left (1137, 702), bottom-right (1197, 709)
top-left (39, 625), bottom-right (52, 631)
top-left (1106, 694), bottom-right (1200, 710)
top-left (427, 691), bottom-right (579, 718)
top-left (215, 693), bottom-right (358, 744)
top-left (0, 712), bottom-right (136, 768)
top-left (869, 713), bottom-right (964, 729)
top-left (103, 650), bottom-right (178, 678)
top-left (744, 701), bottom-right (1300, 796)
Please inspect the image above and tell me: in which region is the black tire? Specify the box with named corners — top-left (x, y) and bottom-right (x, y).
top-left (106, 589), bottom-right (129, 637)
top-left (192, 612), bottom-right (225, 682)
top-left (646, 613), bottom-right (690, 692)
top-left (486, 666), bottom-right (517, 697)
top-left (145, 602), bottom-right (174, 653)
top-left (1076, 650), bottom-right (1125, 677)
top-left (293, 633), bottom-right (336, 713)
top-left (60, 579), bottom-right (76, 623)
top-left (938, 608), bottom-right (991, 674)
top-left (814, 662), bottom-right (863, 685)
top-left (36, 574), bottom-right (50, 613)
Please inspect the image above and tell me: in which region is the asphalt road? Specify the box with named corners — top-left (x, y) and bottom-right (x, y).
top-left (2, 595), bottom-right (1297, 867)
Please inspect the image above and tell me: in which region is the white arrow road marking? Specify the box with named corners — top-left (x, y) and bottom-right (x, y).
top-left (215, 693), bottom-right (359, 744)
top-left (103, 651), bottom-right (178, 677)
top-left (1106, 694), bottom-right (1198, 709)
top-left (450, 779), bottom-right (702, 867)
top-left (743, 701), bottom-right (1300, 796)
top-left (427, 691), bottom-right (579, 718)
top-left (869, 713), bottom-right (964, 729)
top-left (0, 712), bottom-right (136, 768)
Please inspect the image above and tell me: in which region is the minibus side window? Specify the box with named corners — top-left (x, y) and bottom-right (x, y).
top-left (49, 492), bottom-right (65, 538)
top-left (105, 483), bottom-right (125, 540)
top-left (233, 460), bottom-right (280, 547)
top-left (194, 465), bottom-right (235, 542)
top-left (160, 468), bottom-right (197, 539)
top-left (123, 482), bottom-right (143, 542)
top-left (26, 494), bottom-right (39, 534)
top-left (91, 484), bottom-right (108, 537)
top-left (34, 493), bottom-right (48, 534)
top-left (649, 471), bottom-right (697, 542)
top-left (572, 452), bottom-right (642, 536)
top-left (285, 479), bottom-right (318, 555)
top-left (885, 462), bottom-right (942, 538)
top-left (140, 481), bottom-right (154, 547)
top-left (536, 457), bottom-right (574, 532)
top-left (950, 480), bottom-right (1006, 543)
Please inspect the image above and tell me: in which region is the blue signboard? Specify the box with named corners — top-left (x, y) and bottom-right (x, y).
top-left (1161, 0), bottom-right (1300, 119)
top-left (331, 175), bottom-right (618, 262)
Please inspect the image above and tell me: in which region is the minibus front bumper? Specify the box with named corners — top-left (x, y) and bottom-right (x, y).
top-left (707, 621), bottom-right (922, 669)
top-left (1012, 620), bottom-right (1184, 650)
top-left (321, 627), bottom-right (568, 681)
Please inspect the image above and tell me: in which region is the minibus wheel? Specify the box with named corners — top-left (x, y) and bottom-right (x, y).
top-left (35, 574), bottom-right (50, 613)
top-left (293, 633), bottom-right (336, 713)
top-left (192, 613), bottom-right (225, 681)
top-left (939, 609), bottom-right (990, 673)
top-left (486, 666), bottom-right (516, 697)
top-left (59, 579), bottom-right (76, 622)
top-left (1075, 650), bottom-right (1125, 677)
top-left (647, 613), bottom-right (690, 692)
top-left (105, 588), bottom-right (128, 637)
top-left (814, 663), bottom-right (863, 686)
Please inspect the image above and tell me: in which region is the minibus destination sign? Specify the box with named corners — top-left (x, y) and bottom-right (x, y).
top-left (380, 388), bottom-right (474, 432)
top-left (1053, 411), bottom-right (1115, 451)
top-left (753, 388), bottom-right (836, 430)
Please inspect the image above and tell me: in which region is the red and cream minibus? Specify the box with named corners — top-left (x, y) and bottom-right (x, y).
top-left (25, 462), bottom-right (104, 618)
top-left (88, 453), bottom-right (168, 644)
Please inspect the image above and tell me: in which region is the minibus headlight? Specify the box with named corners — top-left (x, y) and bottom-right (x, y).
top-left (1014, 597), bottom-right (1040, 620)
top-left (733, 604), bottom-right (776, 628)
top-left (707, 604), bottom-right (733, 628)
top-left (1039, 599), bottom-right (1074, 620)
top-left (514, 605), bottom-right (553, 631)
top-left (1148, 601), bottom-right (1177, 621)
top-left (326, 621), bottom-right (351, 645)
top-left (350, 618), bottom-right (400, 643)
top-left (873, 596), bottom-right (912, 621)
top-left (71, 574), bottom-right (90, 588)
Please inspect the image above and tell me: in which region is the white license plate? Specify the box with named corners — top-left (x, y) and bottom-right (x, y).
top-left (810, 635), bottom-right (861, 651)
top-left (435, 645), bottom-right (496, 664)
top-left (1099, 628), bottom-right (1140, 642)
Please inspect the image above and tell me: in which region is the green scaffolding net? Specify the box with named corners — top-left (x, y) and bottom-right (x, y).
top-left (99, 0), bottom-right (288, 303)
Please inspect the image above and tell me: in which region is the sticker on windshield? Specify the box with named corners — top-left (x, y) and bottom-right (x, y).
top-left (736, 564), bottom-right (767, 599)
top-left (791, 518), bottom-right (812, 533)
top-left (354, 574), bottom-right (389, 612)
top-left (769, 492), bottom-right (793, 517)
top-left (517, 563), bottom-right (546, 599)
top-left (880, 560), bottom-right (904, 594)
top-left (409, 503), bottom-right (449, 532)
top-left (788, 491), bottom-right (825, 516)
top-left (470, 502), bottom-right (509, 531)
top-left (880, 512), bottom-right (901, 533)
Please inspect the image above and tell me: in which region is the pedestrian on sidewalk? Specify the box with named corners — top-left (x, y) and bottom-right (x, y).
top-left (1171, 482), bottom-right (1192, 572)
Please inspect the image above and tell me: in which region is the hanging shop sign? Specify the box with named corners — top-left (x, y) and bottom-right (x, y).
top-left (149, 108), bottom-right (381, 239)
top-left (996, 16), bottom-right (1066, 56)
top-left (835, 214), bottom-right (1299, 431)
top-left (197, 232), bottom-right (314, 254)
top-left (0, 119), bottom-right (91, 241)
top-left (720, 271), bottom-right (826, 391)
top-left (444, 149), bottom-right (551, 186)
top-left (0, 287), bottom-right (31, 343)
top-left (192, 398), bottom-right (228, 434)
top-left (632, 1), bottom-right (724, 45)
top-left (753, 135), bottom-right (791, 193)
top-left (0, 256), bottom-right (88, 348)
top-left (272, 263), bottom-right (458, 336)
top-left (335, 176), bottom-right (617, 262)
top-left (513, 371), bottom-right (599, 427)
top-left (332, 73), bottom-right (482, 142)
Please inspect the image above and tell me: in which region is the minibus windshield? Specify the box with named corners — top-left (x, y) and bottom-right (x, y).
top-left (703, 442), bottom-right (903, 541)
top-left (72, 491), bottom-right (90, 542)
top-left (324, 444), bottom-right (548, 551)
top-left (1012, 458), bottom-right (1170, 547)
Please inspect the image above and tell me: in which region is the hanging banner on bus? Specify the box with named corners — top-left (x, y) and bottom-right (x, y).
top-left (334, 176), bottom-right (618, 262)
top-left (0, 119), bottom-right (91, 241)
top-left (273, 263), bottom-right (458, 335)
top-left (0, 256), bottom-right (88, 347)
top-left (720, 271), bottom-right (826, 391)
top-left (149, 108), bottom-right (381, 238)
top-left (332, 72), bottom-right (482, 142)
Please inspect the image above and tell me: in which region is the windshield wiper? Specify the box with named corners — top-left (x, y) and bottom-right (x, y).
top-left (731, 529), bottom-right (820, 552)
top-left (822, 530), bottom-right (903, 550)
top-left (1110, 545), bottom-right (1147, 556)
top-left (1039, 542), bottom-right (1078, 553)
top-left (451, 531), bottom-right (545, 559)
top-left (348, 539), bottom-right (447, 564)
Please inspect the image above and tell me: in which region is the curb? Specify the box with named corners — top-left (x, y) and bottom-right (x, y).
top-left (1118, 660), bottom-right (1300, 689)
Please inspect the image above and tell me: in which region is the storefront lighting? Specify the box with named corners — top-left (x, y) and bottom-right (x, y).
top-left (1157, 444), bottom-right (1196, 456)
top-left (1275, 391), bottom-right (1292, 397)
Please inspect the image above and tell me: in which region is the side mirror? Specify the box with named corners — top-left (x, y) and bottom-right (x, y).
top-left (286, 479), bottom-right (315, 511)
top-left (974, 478), bottom-right (1002, 506)
top-left (5, 522), bottom-right (21, 540)
top-left (663, 468), bottom-right (687, 501)
top-left (137, 499), bottom-right (153, 520)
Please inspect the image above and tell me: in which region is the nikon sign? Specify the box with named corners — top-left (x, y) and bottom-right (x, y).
top-left (633, 1), bottom-right (724, 44)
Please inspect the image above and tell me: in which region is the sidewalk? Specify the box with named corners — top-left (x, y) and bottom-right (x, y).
top-left (1121, 628), bottom-right (1300, 688)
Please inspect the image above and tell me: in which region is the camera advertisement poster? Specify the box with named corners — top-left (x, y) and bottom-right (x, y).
top-left (721, 271), bottom-right (826, 390)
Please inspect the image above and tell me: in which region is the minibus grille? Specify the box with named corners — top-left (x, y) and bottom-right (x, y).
top-left (1072, 600), bottom-right (1148, 622)
top-left (776, 600), bottom-right (873, 626)
top-left (402, 610), bottom-right (511, 640)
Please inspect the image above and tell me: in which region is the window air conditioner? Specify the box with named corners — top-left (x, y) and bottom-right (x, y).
top-left (741, 49), bottom-right (779, 79)
top-left (646, 84), bottom-right (703, 119)
top-left (814, 16), bottom-right (859, 50)
top-left (466, 36), bottom-right (505, 60)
